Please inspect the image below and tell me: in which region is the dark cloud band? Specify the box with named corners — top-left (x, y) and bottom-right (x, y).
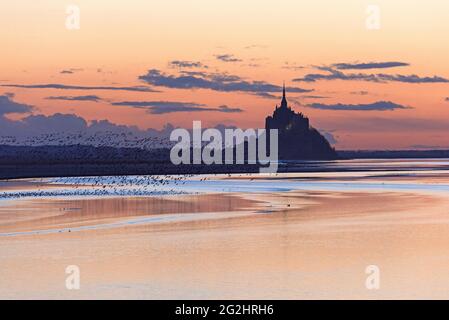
top-left (112, 100), bottom-right (243, 114)
top-left (46, 95), bottom-right (102, 102)
top-left (2, 83), bottom-right (158, 92)
top-left (306, 101), bottom-right (411, 111)
top-left (293, 65), bottom-right (448, 84)
top-left (215, 54), bottom-right (242, 63)
top-left (169, 60), bottom-right (208, 69)
top-left (332, 61), bottom-right (409, 70)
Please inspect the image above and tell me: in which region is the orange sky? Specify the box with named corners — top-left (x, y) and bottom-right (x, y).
top-left (1, 0), bottom-right (449, 150)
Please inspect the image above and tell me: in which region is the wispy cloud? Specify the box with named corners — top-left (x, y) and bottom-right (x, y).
top-left (306, 101), bottom-right (411, 111)
top-left (293, 66), bottom-right (449, 83)
top-left (2, 83), bottom-right (158, 92)
top-left (45, 95), bottom-right (102, 102)
top-left (350, 91), bottom-right (370, 95)
top-left (111, 100), bottom-right (243, 114)
top-left (139, 69), bottom-right (312, 93)
top-left (60, 68), bottom-right (83, 74)
top-left (168, 60), bottom-right (208, 69)
top-left (216, 105), bottom-right (243, 113)
top-left (215, 54), bottom-right (242, 63)
top-left (332, 61), bottom-right (409, 70)
top-left (301, 95), bottom-right (330, 99)
top-left (378, 74), bottom-right (449, 83)
top-left (112, 100), bottom-right (204, 108)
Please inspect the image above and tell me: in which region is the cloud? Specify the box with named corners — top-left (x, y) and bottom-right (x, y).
top-left (169, 60), bottom-right (208, 69)
top-left (301, 95), bottom-right (329, 99)
top-left (0, 108), bottom-right (155, 136)
top-left (111, 101), bottom-right (204, 108)
top-left (2, 83), bottom-right (158, 92)
top-left (332, 61), bottom-right (409, 70)
top-left (215, 54), bottom-right (242, 62)
top-left (377, 73), bottom-right (449, 83)
top-left (45, 95), bottom-right (102, 102)
top-left (111, 100), bottom-right (243, 114)
top-left (0, 94), bottom-right (33, 115)
top-left (60, 68), bottom-right (83, 74)
top-left (294, 67), bottom-right (377, 83)
top-left (350, 91), bottom-right (370, 95)
top-left (139, 69), bottom-right (312, 93)
top-left (216, 105), bottom-right (243, 113)
top-left (306, 101), bottom-right (411, 111)
top-left (293, 66), bottom-right (449, 84)
top-left (20, 113), bottom-right (88, 133)
top-left (0, 112), bottom-right (89, 138)
top-left (178, 70), bottom-right (209, 77)
top-left (112, 101), bottom-right (206, 114)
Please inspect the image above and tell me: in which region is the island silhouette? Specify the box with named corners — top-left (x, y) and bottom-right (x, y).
top-left (265, 84), bottom-right (337, 160)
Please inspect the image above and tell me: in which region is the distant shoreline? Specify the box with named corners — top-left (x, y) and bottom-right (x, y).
top-left (339, 150), bottom-right (449, 159)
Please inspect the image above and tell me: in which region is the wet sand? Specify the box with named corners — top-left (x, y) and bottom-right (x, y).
top-left (2, 168), bottom-right (449, 299)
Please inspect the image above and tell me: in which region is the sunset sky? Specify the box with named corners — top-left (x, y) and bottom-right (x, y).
top-left (1, 0), bottom-right (449, 150)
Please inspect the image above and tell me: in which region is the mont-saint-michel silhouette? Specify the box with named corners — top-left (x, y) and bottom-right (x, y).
top-left (266, 84), bottom-right (338, 160)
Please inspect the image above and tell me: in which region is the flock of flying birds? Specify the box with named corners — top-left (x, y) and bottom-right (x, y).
top-left (0, 130), bottom-right (176, 149)
top-left (0, 174), bottom-right (207, 199)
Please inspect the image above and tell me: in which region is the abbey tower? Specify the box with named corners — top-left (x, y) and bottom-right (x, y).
top-left (265, 84), bottom-right (338, 160)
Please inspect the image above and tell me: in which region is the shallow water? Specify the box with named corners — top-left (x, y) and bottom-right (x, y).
top-left (2, 159), bottom-right (449, 299)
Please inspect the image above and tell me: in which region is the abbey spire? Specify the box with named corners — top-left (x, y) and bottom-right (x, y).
top-left (280, 82), bottom-right (288, 109)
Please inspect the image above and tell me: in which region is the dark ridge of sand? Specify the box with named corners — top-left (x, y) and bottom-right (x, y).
top-left (2, 145), bottom-right (449, 180)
